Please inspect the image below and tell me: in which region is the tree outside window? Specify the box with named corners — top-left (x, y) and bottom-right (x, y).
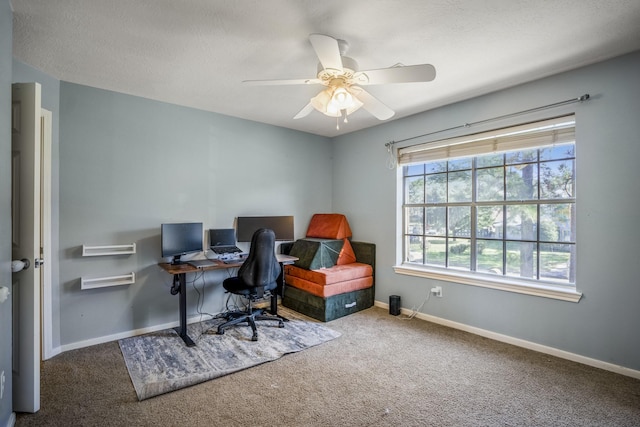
top-left (400, 119), bottom-right (576, 287)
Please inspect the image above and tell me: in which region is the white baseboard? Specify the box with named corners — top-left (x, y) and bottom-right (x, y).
top-left (57, 301), bottom-right (282, 353)
top-left (5, 412), bottom-right (15, 427)
top-left (59, 314), bottom-right (215, 354)
top-left (55, 302), bottom-right (640, 380)
top-left (43, 345), bottom-right (62, 361)
top-left (374, 300), bottom-right (640, 380)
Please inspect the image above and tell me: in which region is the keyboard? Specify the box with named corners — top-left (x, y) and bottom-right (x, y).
top-left (212, 245), bottom-right (242, 254)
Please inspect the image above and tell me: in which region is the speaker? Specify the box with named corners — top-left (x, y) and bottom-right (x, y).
top-left (389, 295), bottom-right (401, 316)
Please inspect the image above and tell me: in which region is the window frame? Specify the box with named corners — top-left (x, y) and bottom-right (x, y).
top-left (394, 115), bottom-right (582, 302)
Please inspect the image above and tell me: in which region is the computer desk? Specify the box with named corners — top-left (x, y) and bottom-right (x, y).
top-left (158, 254), bottom-right (298, 347)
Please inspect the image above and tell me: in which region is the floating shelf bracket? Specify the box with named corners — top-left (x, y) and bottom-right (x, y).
top-left (82, 243), bottom-right (136, 256)
top-left (81, 273), bottom-right (135, 290)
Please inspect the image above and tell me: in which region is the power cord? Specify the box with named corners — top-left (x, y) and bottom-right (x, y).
top-left (400, 290), bottom-right (431, 320)
top-left (190, 270), bottom-right (232, 341)
top-left (165, 262), bottom-right (258, 340)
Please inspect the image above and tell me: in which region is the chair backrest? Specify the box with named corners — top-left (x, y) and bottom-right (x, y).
top-left (238, 228), bottom-right (281, 289)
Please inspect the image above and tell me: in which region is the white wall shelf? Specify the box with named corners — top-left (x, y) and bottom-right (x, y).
top-left (81, 273), bottom-right (135, 290)
top-left (82, 243), bottom-right (136, 256)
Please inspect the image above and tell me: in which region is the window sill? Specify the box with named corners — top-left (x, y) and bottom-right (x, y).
top-left (393, 264), bottom-right (582, 302)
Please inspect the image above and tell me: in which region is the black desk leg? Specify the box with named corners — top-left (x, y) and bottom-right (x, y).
top-left (270, 264), bottom-right (289, 322)
top-left (173, 273), bottom-right (196, 347)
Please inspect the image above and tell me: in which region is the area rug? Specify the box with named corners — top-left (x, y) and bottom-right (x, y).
top-left (118, 310), bottom-right (341, 400)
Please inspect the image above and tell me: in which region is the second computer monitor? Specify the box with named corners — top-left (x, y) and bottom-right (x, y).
top-left (236, 216), bottom-right (294, 242)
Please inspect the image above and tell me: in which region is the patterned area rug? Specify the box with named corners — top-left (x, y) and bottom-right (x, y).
top-left (118, 310), bottom-right (340, 400)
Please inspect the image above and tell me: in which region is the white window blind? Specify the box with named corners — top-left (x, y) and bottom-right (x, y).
top-left (398, 115), bottom-right (575, 165)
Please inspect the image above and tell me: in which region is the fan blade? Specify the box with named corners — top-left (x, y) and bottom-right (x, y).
top-left (293, 102), bottom-right (315, 119)
top-left (309, 33), bottom-right (343, 72)
top-left (353, 64), bottom-right (436, 85)
top-left (351, 87), bottom-right (395, 120)
top-left (243, 78), bottom-right (321, 86)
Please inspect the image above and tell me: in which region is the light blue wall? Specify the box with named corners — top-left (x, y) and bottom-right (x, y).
top-left (58, 82), bottom-right (333, 347)
top-left (0, 1), bottom-right (12, 423)
top-left (7, 35), bottom-right (640, 374)
top-left (333, 51), bottom-right (640, 371)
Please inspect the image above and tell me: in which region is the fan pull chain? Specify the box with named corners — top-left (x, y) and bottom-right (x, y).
top-left (336, 110), bottom-right (350, 130)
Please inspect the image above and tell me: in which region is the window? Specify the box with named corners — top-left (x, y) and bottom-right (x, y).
top-left (396, 116), bottom-right (580, 301)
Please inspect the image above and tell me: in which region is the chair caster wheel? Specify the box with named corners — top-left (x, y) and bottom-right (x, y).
top-left (251, 335), bottom-right (258, 341)
top-left (217, 329), bottom-right (225, 335)
top-left (278, 322), bottom-right (284, 328)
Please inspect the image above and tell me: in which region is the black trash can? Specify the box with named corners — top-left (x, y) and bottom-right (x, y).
top-left (389, 295), bottom-right (401, 316)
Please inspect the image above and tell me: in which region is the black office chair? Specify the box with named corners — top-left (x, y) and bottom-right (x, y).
top-left (217, 228), bottom-right (284, 341)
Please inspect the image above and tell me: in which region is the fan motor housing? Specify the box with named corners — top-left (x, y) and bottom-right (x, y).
top-left (317, 56), bottom-right (359, 83)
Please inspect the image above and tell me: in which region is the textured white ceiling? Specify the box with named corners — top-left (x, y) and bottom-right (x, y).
top-left (11, 0), bottom-right (640, 137)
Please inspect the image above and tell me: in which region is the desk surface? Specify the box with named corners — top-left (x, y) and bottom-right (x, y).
top-left (158, 253), bottom-right (297, 347)
top-left (159, 254), bottom-right (298, 275)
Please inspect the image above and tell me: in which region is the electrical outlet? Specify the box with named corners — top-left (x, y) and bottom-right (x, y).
top-left (431, 286), bottom-right (443, 297)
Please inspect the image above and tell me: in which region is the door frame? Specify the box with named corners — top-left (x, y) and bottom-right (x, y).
top-left (40, 109), bottom-right (54, 361)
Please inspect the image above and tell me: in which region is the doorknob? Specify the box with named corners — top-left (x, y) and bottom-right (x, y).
top-left (11, 258), bottom-right (30, 272)
top-left (0, 286), bottom-right (9, 303)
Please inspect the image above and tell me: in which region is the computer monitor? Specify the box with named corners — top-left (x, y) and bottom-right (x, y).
top-left (161, 222), bottom-right (203, 265)
top-left (236, 216), bottom-right (294, 242)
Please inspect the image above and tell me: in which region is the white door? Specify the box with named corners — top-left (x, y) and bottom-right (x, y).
top-left (11, 82), bottom-right (42, 413)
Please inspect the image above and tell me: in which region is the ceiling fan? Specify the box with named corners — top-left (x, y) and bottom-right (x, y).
top-left (243, 34), bottom-right (436, 128)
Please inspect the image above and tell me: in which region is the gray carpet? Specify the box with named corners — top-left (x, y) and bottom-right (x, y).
top-left (118, 311), bottom-right (340, 400)
top-left (16, 307), bottom-right (640, 427)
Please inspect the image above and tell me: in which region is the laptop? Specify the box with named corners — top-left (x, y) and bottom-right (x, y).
top-left (209, 228), bottom-right (242, 254)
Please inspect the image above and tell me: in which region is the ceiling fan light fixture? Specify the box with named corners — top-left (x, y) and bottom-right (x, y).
top-left (329, 87), bottom-right (352, 109)
top-left (326, 90), bottom-right (363, 117)
top-left (310, 89), bottom-right (332, 113)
